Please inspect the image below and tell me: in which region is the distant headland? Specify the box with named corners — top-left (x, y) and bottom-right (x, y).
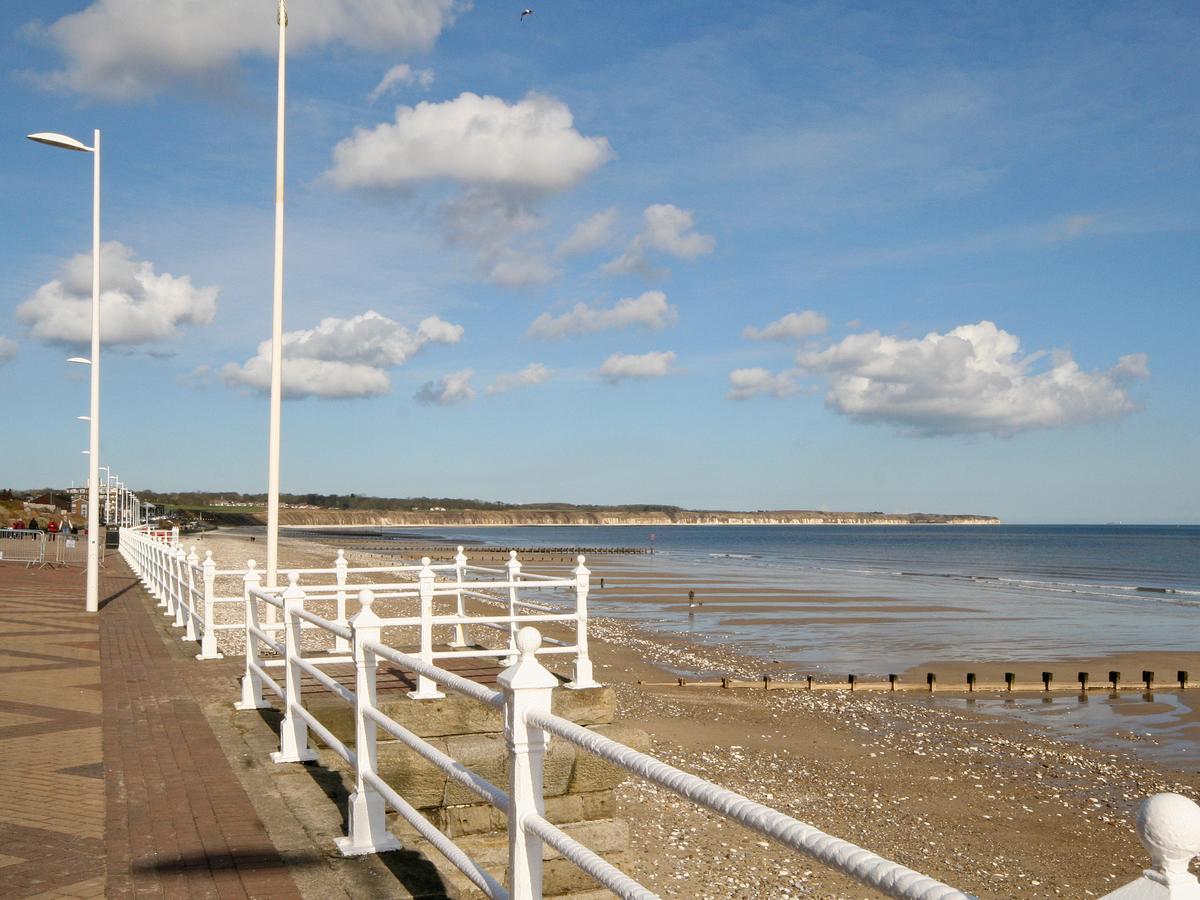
top-left (128, 492), bottom-right (999, 528)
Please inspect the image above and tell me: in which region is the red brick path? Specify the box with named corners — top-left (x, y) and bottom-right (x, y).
top-left (0, 559), bottom-right (303, 899)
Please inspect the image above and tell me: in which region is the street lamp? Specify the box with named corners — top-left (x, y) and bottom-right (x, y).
top-left (266, 0), bottom-right (289, 591)
top-left (29, 129), bottom-right (101, 612)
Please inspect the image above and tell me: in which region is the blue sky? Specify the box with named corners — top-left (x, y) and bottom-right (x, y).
top-left (1, 0), bottom-right (1196, 523)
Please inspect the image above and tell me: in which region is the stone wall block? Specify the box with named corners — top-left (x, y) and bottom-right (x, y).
top-left (373, 737), bottom-right (449, 809)
top-left (568, 723), bottom-right (650, 794)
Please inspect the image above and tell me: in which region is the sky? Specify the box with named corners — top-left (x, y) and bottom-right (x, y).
top-left (1, 0), bottom-right (1197, 523)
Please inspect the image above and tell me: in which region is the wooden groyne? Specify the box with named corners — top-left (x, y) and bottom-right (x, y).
top-left (642, 668), bottom-right (1192, 694)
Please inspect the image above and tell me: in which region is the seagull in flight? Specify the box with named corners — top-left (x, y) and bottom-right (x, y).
top-left (521, 8), bottom-right (533, 21)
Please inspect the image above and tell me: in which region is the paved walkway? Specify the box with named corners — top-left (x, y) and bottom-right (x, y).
top-left (0, 559), bottom-right (302, 899)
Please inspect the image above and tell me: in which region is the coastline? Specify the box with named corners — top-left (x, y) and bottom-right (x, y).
top-left (184, 526), bottom-right (1200, 898)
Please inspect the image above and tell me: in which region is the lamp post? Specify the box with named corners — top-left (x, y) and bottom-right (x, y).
top-left (266, 0), bottom-right (288, 591)
top-left (28, 129), bottom-right (101, 612)
top-left (32, 130), bottom-right (102, 603)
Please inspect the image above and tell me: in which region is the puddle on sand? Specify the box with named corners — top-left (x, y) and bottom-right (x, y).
top-left (945, 692), bottom-right (1200, 771)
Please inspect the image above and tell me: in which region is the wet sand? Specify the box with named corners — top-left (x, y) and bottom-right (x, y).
top-left (188, 529), bottom-right (1200, 898)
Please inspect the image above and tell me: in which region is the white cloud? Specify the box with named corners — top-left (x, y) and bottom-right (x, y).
top-left (415, 369), bottom-right (475, 406)
top-left (34, 0), bottom-right (458, 101)
top-left (480, 251), bottom-right (560, 289)
top-left (527, 291), bottom-right (677, 340)
top-left (603, 204), bottom-right (715, 276)
top-left (220, 310), bottom-right (461, 400)
top-left (17, 242), bottom-right (218, 345)
top-left (0, 336), bottom-right (17, 367)
top-left (487, 363), bottom-right (551, 396)
top-left (368, 63), bottom-right (434, 102)
top-left (1112, 352), bottom-right (1150, 381)
top-left (795, 321), bottom-right (1149, 436)
top-left (437, 189), bottom-right (558, 288)
top-left (178, 364), bottom-right (212, 388)
top-left (597, 350), bottom-right (676, 384)
top-left (557, 209), bottom-right (617, 258)
top-left (743, 310), bottom-right (829, 342)
top-left (727, 368), bottom-right (800, 401)
top-left (328, 92), bottom-right (613, 195)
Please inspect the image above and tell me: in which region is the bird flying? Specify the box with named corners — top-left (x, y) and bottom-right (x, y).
top-left (521, 8), bottom-right (533, 21)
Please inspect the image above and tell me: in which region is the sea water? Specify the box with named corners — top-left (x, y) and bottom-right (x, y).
top-left (364, 524), bottom-right (1199, 672)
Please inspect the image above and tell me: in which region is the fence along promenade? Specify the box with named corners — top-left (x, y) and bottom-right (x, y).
top-left (117, 525), bottom-right (1200, 900)
top-left (0, 527), bottom-right (92, 568)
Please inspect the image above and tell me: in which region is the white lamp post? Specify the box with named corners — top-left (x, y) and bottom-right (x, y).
top-left (29, 129), bottom-right (101, 612)
top-left (266, 0), bottom-right (288, 591)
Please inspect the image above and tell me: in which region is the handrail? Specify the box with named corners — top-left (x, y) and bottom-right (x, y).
top-left (522, 813), bottom-right (657, 900)
top-left (523, 706), bottom-right (971, 900)
top-left (363, 639), bottom-right (504, 709)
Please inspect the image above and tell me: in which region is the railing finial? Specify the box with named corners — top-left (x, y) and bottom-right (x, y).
top-left (516, 625), bottom-right (543, 659)
top-left (1139, 792), bottom-right (1200, 881)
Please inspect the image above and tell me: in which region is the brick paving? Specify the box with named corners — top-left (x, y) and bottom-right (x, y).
top-left (0, 559), bottom-right (303, 899)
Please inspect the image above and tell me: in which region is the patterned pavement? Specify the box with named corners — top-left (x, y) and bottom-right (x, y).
top-left (0, 558), bottom-right (302, 899)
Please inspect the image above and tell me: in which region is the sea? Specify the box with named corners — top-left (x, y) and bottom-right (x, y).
top-left (326, 523), bottom-right (1200, 673)
top-left (287, 522), bottom-right (1200, 765)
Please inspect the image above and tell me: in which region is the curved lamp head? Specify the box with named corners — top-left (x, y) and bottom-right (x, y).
top-left (27, 132), bottom-right (94, 153)
top-left (68, 357), bottom-right (91, 364)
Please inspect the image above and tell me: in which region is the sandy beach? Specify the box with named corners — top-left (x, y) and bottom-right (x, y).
top-left (183, 527), bottom-right (1200, 899)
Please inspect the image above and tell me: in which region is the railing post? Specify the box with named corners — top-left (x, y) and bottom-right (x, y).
top-left (272, 572), bottom-right (318, 764)
top-left (566, 555), bottom-right (598, 689)
top-left (183, 546), bottom-right (200, 641)
top-left (198, 551), bottom-right (223, 660)
top-left (235, 560), bottom-right (270, 710)
top-left (506, 550), bottom-right (522, 665)
top-left (333, 549), bottom-right (350, 653)
top-left (171, 525), bottom-right (180, 549)
top-left (173, 546), bottom-right (189, 628)
top-left (1100, 793), bottom-right (1200, 899)
top-left (499, 627), bottom-right (558, 900)
top-left (449, 545), bottom-right (468, 648)
top-left (336, 589), bottom-right (403, 856)
top-left (153, 541), bottom-right (168, 607)
top-left (169, 546), bottom-right (186, 625)
top-left (409, 558), bottom-right (445, 700)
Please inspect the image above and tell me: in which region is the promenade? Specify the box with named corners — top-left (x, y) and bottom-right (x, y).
top-left (0, 559), bottom-right (302, 899)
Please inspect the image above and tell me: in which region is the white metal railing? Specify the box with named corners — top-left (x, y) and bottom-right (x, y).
top-left (119, 525), bottom-right (597, 684)
top-left (232, 575), bottom-right (975, 900)
top-left (116, 526), bottom-right (1195, 899)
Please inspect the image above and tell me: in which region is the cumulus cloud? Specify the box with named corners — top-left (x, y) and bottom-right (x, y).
top-left (220, 310), bottom-right (462, 400)
top-left (527, 292), bottom-right (677, 340)
top-left (795, 321), bottom-right (1149, 436)
top-left (727, 368), bottom-right (800, 401)
top-left (32, 0), bottom-right (458, 101)
top-left (603, 204), bottom-right (715, 276)
top-left (17, 242), bottom-right (218, 345)
top-left (328, 92), bottom-right (613, 195)
top-left (367, 63), bottom-right (434, 102)
top-left (415, 369), bottom-right (475, 406)
top-left (743, 310), bottom-right (829, 341)
top-left (556, 209), bottom-right (617, 258)
top-left (597, 350), bottom-right (676, 384)
top-left (0, 336), bottom-right (17, 367)
top-left (487, 363), bottom-right (551, 396)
